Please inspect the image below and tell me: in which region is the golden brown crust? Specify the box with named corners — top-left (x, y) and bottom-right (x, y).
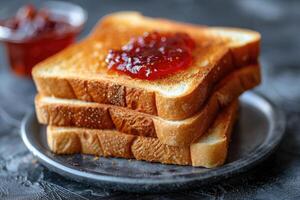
top-left (47, 127), bottom-right (82, 154)
top-left (190, 100), bottom-right (238, 167)
top-left (230, 38), bottom-right (260, 68)
top-left (36, 97), bottom-right (115, 129)
top-left (153, 96), bottom-right (219, 146)
top-left (46, 100), bottom-right (238, 167)
top-left (34, 76), bottom-right (158, 116)
top-left (109, 107), bottom-right (156, 137)
top-left (131, 137), bottom-right (191, 165)
top-left (97, 131), bottom-right (135, 158)
top-left (37, 65), bottom-right (260, 146)
top-left (216, 66), bottom-right (260, 107)
top-left (125, 87), bottom-right (157, 115)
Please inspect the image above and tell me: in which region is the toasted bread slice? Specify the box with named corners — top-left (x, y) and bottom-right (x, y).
top-left (36, 65), bottom-right (259, 146)
top-left (32, 12), bottom-right (260, 120)
top-left (47, 100), bottom-right (238, 168)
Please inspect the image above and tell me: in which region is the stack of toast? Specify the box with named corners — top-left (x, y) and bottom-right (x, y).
top-left (32, 12), bottom-right (261, 168)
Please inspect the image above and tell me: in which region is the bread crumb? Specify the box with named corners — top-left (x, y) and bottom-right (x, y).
top-left (93, 156), bottom-right (99, 161)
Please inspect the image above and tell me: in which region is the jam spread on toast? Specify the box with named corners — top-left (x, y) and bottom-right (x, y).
top-left (106, 32), bottom-right (195, 80)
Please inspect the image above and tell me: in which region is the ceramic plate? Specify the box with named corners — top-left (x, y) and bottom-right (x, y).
top-left (21, 92), bottom-right (285, 192)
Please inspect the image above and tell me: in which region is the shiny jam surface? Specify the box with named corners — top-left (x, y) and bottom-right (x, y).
top-left (0, 5), bottom-right (77, 77)
top-left (106, 32), bottom-right (196, 80)
top-left (2, 5), bottom-right (72, 40)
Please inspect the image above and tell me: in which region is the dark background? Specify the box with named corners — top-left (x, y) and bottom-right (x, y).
top-left (0, 0), bottom-right (300, 199)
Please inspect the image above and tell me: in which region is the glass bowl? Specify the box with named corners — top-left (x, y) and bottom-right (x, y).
top-left (0, 1), bottom-right (87, 77)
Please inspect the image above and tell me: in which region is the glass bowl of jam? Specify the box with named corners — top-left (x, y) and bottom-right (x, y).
top-left (0, 1), bottom-right (87, 77)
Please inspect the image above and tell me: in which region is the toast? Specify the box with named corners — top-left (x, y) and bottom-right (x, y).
top-left (32, 12), bottom-right (260, 120)
top-left (47, 100), bottom-right (238, 168)
top-left (36, 65), bottom-right (260, 146)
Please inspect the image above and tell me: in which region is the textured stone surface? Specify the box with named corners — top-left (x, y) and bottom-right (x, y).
top-left (0, 0), bottom-right (299, 199)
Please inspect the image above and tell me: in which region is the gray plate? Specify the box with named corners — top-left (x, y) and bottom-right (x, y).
top-left (21, 92), bottom-right (285, 193)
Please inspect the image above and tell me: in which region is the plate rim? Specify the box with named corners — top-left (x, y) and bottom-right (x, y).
top-left (20, 92), bottom-right (286, 187)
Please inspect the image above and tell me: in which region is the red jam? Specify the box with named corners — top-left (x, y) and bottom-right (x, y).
top-left (0, 5), bottom-right (80, 77)
top-left (105, 32), bottom-right (196, 80)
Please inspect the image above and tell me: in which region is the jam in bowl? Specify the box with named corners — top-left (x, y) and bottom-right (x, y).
top-left (0, 1), bottom-right (87, 77)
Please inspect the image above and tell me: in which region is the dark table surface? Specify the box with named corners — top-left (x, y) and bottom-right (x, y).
top-left (0, 0), bottom-right (300, 199)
